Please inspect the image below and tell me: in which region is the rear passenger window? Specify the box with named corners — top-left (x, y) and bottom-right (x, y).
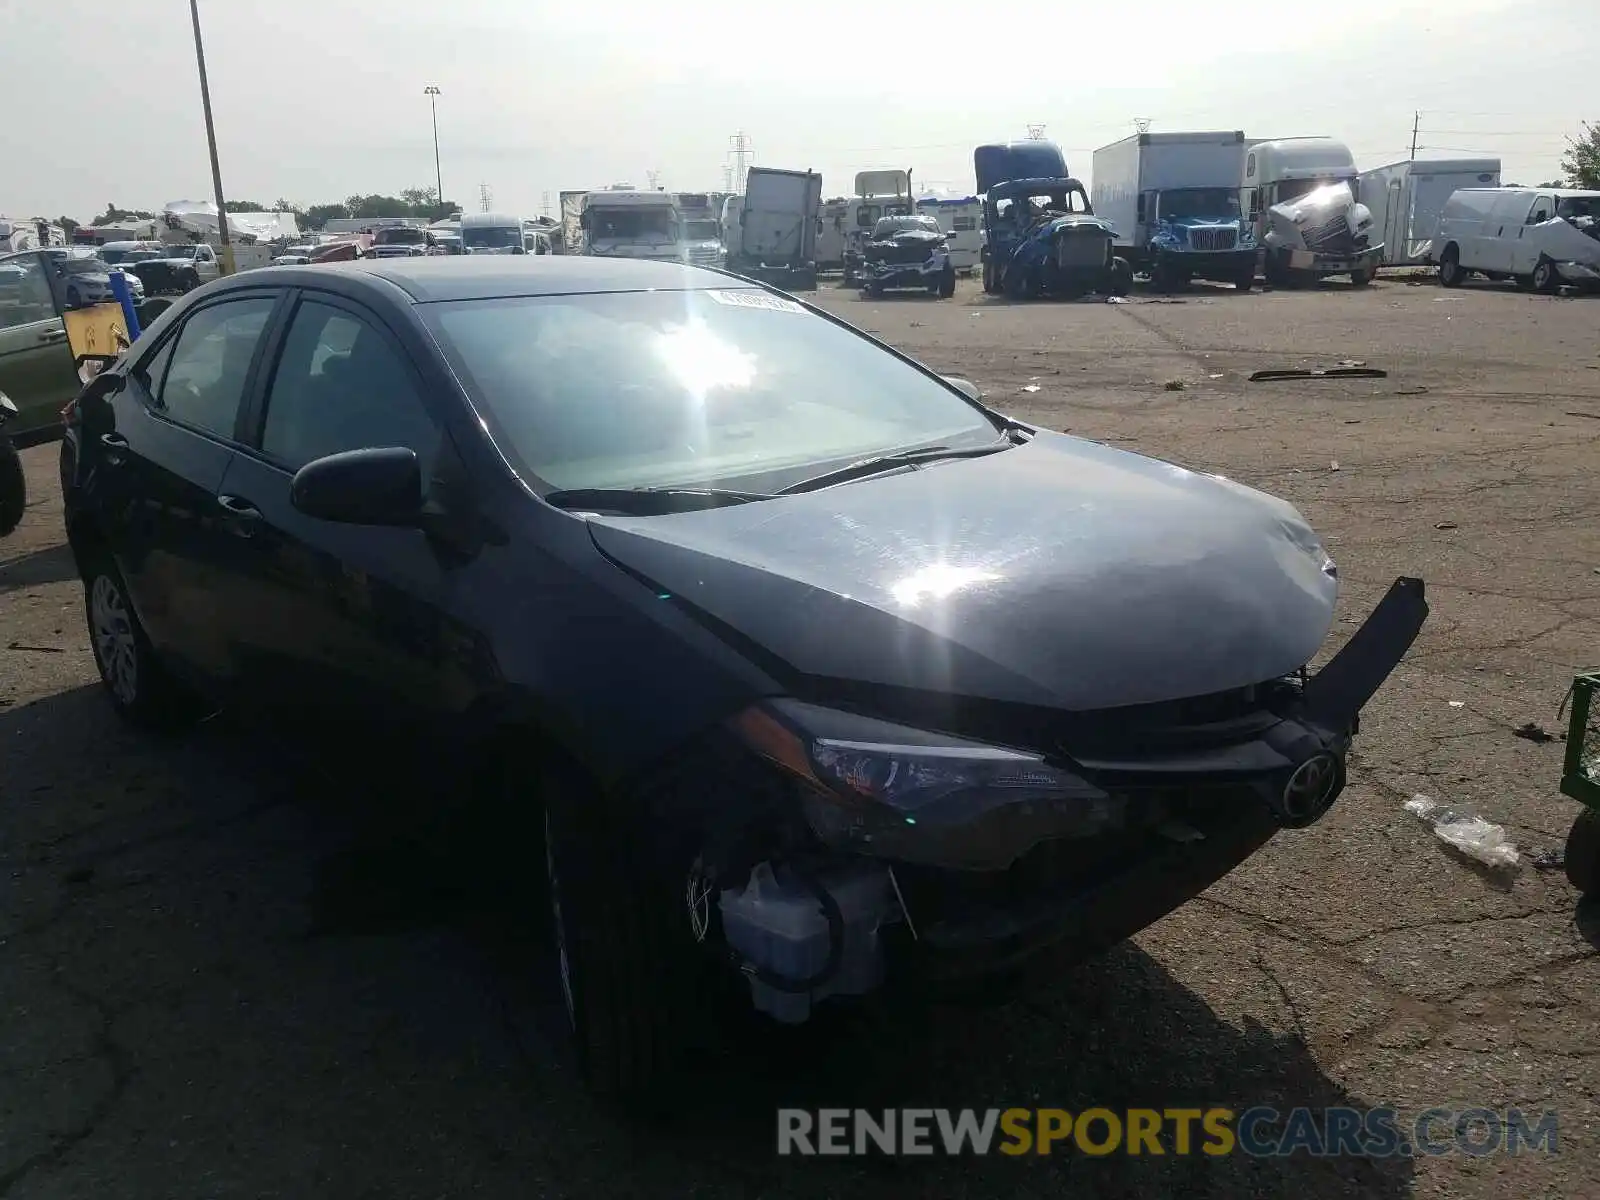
top-left (156, 297), bottom-right (274, 439)
top-left (260, 300), bottom-right (440, 475)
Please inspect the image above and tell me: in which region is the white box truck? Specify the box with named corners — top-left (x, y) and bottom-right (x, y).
top-left (1243, 137), bottom-right (1383, 286)
top-left (579, 190), bottom-right (681, 261)
top-left (1091, 131), bottom-right (1256, 291)
top-left (724, 167), bottom-right (822, 291)
top-left (1358, 157), bottom-right (1501, 267)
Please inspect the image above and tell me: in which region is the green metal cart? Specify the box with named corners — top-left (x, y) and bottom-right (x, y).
top-left (1560, 669), bottom-right (1600, 895)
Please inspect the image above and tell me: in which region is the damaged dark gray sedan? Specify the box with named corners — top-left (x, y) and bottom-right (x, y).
top-left (60, 257), bottom-right (1426, 1101)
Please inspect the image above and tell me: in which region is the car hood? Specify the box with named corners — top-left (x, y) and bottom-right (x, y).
top-left (584, 432), bottom-right (1341, 711)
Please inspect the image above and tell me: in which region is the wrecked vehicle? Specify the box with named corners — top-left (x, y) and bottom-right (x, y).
top-left (367, 225), bottom-right (433, 259)
top-left (60, 256), bottom-right (1428, 1101)
top-left (859, 214), bottom-right (956, 297)
top-left (1244, 138), bottom-right (1382, 287)
top-left (977, 141), bottom-right (1131, 299)
top-left (1433, 186), bottom-right (1600, 293)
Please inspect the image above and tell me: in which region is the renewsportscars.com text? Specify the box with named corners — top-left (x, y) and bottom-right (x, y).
top-left (776, 1106), bottom-right (1559, 1158)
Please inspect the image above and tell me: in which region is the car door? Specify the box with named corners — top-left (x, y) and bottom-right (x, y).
top-left (194, 245), bottom-right (220, 283)
top-left (211, 291), bottom-right (466, 731)
top-left (1480, 192), bottom-right (1533, 273)
top-left (92, 291), bottom-right (282, 689)
top-left (1511, 193), bottom-right (1557, 275)
top-left (0, 251), bottom-right (79, 441)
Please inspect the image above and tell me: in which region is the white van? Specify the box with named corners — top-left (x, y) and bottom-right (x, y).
top-left (1432, 187), bottom-right (1600, 292)
top-left (460, 212), bottom-right (527, 255)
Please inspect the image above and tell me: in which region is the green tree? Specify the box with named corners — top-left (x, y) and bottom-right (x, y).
top-left (1560, 121), bottom-right (1599, 189)
top-left (57, 216), bottom-right (80, 238)
top-left (302, 203), bottom-right (347, 230)
top-left (93, 203), bottom-right (157, 225)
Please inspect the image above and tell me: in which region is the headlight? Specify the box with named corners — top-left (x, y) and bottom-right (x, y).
top-left (729, 699), bottom-right (1120, 866)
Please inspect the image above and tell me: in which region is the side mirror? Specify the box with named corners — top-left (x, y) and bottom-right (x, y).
top-left (942, 376), bottom-right (982, 402)
top-left (1136, 195), bottom-right (1146, 221)
top-left (290, 446), bottom-right (422, 526)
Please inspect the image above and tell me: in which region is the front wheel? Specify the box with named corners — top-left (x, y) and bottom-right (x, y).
top-left (1106, 257), bottom-right (1133, 297)
top-left (981, 258), bottom-right (996, 294)
top-left (1565, 808), bottom-right (1600, 896)
top-left (1350, 264), bottom-right (1376, 287)
top-left (181, 270), bottom-right (201, 292)
top-left (541, 761), bottom-right (716, 1102)
top-left (1234, 263), bottom-right (1256, 292)
top-left (83, 555), bottom-right (203, 729)
top-left (937, 267), bottom-right (956, 298)
top-left (0, 436), bottom-right (25, 537)
top-left (1532, 258), bottom-right (1561, 295)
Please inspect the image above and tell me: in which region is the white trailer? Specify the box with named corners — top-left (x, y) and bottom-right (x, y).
top-left (816, 198), bottom-right (850, 270)
top-left (1358, 157), bottom-right (1501, 267)
top-left (726, 167), bottom-right (822, 290)
top-left (1090, 131), bottom-right (1255, 289)
top-left (915, 196), bottom-right (983, 273)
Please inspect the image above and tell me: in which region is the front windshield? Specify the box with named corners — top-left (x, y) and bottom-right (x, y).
top-left (1277, 177), bottom-right (1356, 205)
top-left (421, 289), bottom-right (998, 493)
top-left (375, 228), bottom-right (427, 244)
top-left (1158, 188), bottom-right (1241, 221)
top-left (462, 226), bottom-right (521, 250)
top-left (1557, 197), bottom-right (1599, 221)
top-left (682, 219), bottom-right (720, 240)
top-left (158, 246), bottom-right (198, 259)
top-left (98, 246), bottom-right (137, 264)
top-left (59, 258), bottom-right (108, 275)
top-left (589, 207), bottom-right (676, 242)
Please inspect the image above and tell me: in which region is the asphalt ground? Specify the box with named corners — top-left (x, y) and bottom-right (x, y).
top-left (2, 269), bottom-right (1597, 1198)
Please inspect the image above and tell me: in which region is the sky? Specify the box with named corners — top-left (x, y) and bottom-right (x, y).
top-left (0, 0), bottom-right (1590, 223)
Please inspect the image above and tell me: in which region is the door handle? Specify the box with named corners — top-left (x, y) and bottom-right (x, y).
top-left (216, 494), bottom-right (262, 536)
top-left (98, 431), bottom-right (129, 465)
top-left (37, 329), bottom-right (66, 344)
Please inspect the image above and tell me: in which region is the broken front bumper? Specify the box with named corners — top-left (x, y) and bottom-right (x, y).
top-left (716, 578), bottom-right (1427, 1008)
top-left (862, 251), bottom-right (950, 288)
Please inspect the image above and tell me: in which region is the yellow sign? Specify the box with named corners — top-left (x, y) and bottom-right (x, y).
top-left (63, 301), bottom-right (132, 383)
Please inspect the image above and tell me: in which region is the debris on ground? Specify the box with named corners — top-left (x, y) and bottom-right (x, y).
top-left (1565, 410), bottom-right (1600, 421)
top-left (1449, 700), bottom-right (1465, 708)
top-left (1164, 380), bottom-right (1186, 391)
top-left (1435, 521), bottom-right (1458, 530)
top-left (1330, 460), bottom-right (1341, 471)
top-left (1530, 847), bottom-right (1565, 870)
top-left (1405, 794), bottom-right (1522, 870)
top-left (1020, 384), bottom-right (1040, 393)
top-left (1249, 366), bottom-right (1389, 382)
top-left (1513, 721), bottom-right (1556, 744)
top-left (1395, 386), bottom-right (1430, 395)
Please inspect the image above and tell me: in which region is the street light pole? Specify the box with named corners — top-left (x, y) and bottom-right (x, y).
top-left (424, 85), bottom-right (443, 213)
top-left (188, 0), bottom-right (234, 274)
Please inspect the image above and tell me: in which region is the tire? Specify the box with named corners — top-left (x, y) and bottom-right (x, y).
top-left (0, 436), bottom-right (24, 537)
top-left (1149, 255), bottom-right (1176, 293)
top-left (937, 267), bottom-right (956, 299)
top-left (1234, 265), bottom-right (1256, 292)
top-left (1565, 808), bottom-right (1600, 897)
top-left (181, 270), bottom-right (200, 292)
top-left (1107, 257), bottom-right (1133, 297)
top-left (82, 554), bottom-right (203, 729)
top-left (1350, 264), bottom-right (1376, 287)
top-left (1438, 245), bottom-right (1464, 288)
top-left (540, 759), bottom-right (713, 1102)
top-left (982, 258), bottom-right (996, 294)
top-left (1532, 258), bottom-right (1561, 295)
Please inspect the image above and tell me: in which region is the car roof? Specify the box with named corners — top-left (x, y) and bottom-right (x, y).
top-left (229, 256), bottom-right (753, 303)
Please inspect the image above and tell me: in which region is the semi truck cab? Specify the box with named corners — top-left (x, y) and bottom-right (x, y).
top-left (1244, 138), bottom-right (1382, 286)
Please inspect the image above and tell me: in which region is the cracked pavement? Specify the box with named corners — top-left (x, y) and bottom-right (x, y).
top-left (2, 274), bottom-right (1597, 1198)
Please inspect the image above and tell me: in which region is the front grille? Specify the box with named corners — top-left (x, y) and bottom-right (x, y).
top-left (1189, 227), bottom-right (1238, 252)
top-left (1304, 213), bottom-right (1353, 251)
top-left (869, 242), bottom-right (934, 266)
top-left (1055, 232), bottom-right (1107, 269)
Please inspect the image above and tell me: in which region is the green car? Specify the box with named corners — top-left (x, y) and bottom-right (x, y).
top-left (0, 249), bottom-right (88, 445)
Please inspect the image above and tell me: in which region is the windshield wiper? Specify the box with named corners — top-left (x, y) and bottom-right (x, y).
top-left (542, 486), bottom-right (774, 515)
top-left (776, 434), bottom-right (1022, 496)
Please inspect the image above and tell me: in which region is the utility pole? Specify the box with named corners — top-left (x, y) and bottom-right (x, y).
top-left (188, 0), bottom-right (234, 274)
top-left (479, 183), bottom-right (492, 213)
top-left (728, 132), bottom-right (752, 194)
top-left (646, 168), bottom-right (661, 191)
top-left (1133, 117), bottom-right (1152, 135)
top-left (1026, 123), bottom-right (1047, 140)
top-left (424, 86), bottom-right (443, 209)
top-left (1409, 110), bottom-right (1420, 163)
top-left (541, 191), bottom-right (551, 218)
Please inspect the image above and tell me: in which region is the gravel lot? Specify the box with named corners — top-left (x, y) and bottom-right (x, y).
top-left (3, 273), bottom-right (1598, 1198)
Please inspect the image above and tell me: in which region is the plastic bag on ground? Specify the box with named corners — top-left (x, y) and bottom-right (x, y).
top-left (1404, 794), bottom-right (1521, 870)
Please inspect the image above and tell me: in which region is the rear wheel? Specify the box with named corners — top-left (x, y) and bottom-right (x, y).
top-left (0, 436), bottom-right (24, 537)
top-left (981, 257), bottom-right (996, 294)
top-left (1107, 257), bottom-right (1133, 297)
top-left (1438, 245), bottom-right (1465, 288)
top-left (82, 554), bottom-right (203, 729)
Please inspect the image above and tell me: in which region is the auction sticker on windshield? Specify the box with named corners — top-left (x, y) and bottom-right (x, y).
top-left (705, 290), bottom-right (805, 314)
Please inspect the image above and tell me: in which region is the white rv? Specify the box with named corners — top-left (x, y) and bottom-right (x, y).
top-left (915, 197), bottom-right (983, 273)
top-left (1432, 187), bottom-right (1600, 293)
top-left (1242, 137), bottom-right (1383, 285)
top-left (579, 190), bottom-right (681, 261)
top-left (1358, 158), bottom-right (1501, 267)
